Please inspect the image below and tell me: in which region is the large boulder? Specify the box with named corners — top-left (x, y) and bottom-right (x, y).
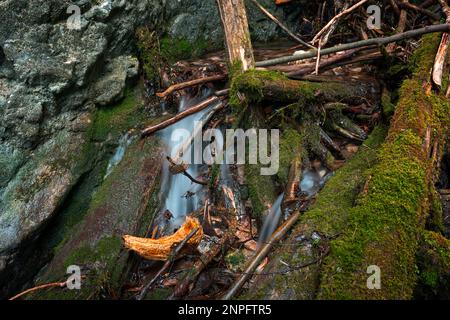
top-left (0, 0), bottom-right (163, 297)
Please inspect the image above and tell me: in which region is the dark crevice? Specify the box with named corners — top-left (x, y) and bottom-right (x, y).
top-left (0, 46), bottom-right (5, 65)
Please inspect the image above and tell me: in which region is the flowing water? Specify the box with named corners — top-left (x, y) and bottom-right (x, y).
top-left (157, 90), bottom-right (216, 233)
top-left (257, 165), bottom-right (333, 247)
top-left (104, 132), bottom-right (133, 179)
top-left (258, 193), bottom-right (284, 247)
top-left (300, 166), bottom-right (332, 198)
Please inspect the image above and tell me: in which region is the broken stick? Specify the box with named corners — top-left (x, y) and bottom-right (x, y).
top-left (141, 96), bottom-right (220, 137)
top-left (432, 0), bottom-right (450, 89)
top-left (156, 74), bottom-right (227, 98)
top-left (216, 0), bottom-right (255, 72)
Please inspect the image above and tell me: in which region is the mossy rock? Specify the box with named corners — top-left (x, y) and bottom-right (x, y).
top-left (31, 136), bottom-right (164, 299)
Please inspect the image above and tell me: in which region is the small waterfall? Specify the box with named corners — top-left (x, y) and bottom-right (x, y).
top-left (158, 91), bottom-right (213, 233)
top-left (257, 165), bottom-right (333, 247)
top-left (258, 193), bottom-right (284, 247)
top-left (299, 166), bottom-right (332, 198)
top-left (104, 132), bottom-right (133, 179)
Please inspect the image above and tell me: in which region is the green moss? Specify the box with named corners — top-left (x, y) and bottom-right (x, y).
top-left (160, 37), bottom-right (208, 64)
top-left (316, 35), bottom-right (449, 300)
top-left (92, 88), bottom-right (144, 142)
top-left (381, 90), bottom-right (395, 119)
top-left (278, 128), bottom-right (303, 186)
top-left (427, 189), bottom-right (445, 233)
top-left (50, 162), bottom-right (107, 254)
top-left (36, 236), bottom-right (123, 300)
top-left (229, 69), bottom-right (288, 110)
top-left (246, 162), bottom-right (276, 218)
top-left (145, 287), bottom-right (172, 300)
top-left (225, 249), bottom-right (247, 272)
top-left (229, 60), bottom-right (244, 79)
top-left (245, 125), bottom-right (388, 300)
top-left (136, 27), bottom-right (162, 84)
top-left (416, 231), bottom-right (450, 298)
top-left (409, 34), bottom-right (442, 79)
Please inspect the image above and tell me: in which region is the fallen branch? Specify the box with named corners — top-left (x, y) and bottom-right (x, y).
top-left (256, 24), bottom-right (450, 67)
top-left (248, 0), bottom-right (315, 49)
top-left (221, 211), bottom-right (301, 300)
top-left (9, 282), bottom-right (67, 300)
top-left (141, 96), bottom-right (220, 137)
top-left (311, 0), bottom-right (370, 44)
top-left (397, 0), bottom-right (441, 21)
top-left (432, 0), bottom-right (450, 89)
top-left (270, 48), bottom-right (360, 76)
top-left (136, 226), bottom-right (201, 300)
top-left (234, 73), bottom-right (378, 105)
top-left (166, 156), bottom-right (209, 186)
top-left (171, 102), bottom-right (225, 164)
top-left (156, 74), bottom-right (227, 98)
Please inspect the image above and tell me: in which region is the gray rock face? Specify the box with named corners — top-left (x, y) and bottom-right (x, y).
top-left (0, 0), bottom-right (163, 293)
top-left (165, 0), bottom-right (306, 47)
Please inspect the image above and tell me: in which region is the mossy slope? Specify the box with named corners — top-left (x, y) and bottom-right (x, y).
top-left (31, 136), bottom-right (163, 299)
top-left (317, 33), bottom-right (449, 299)
top-left (246, 33), bottom-right (449, 300)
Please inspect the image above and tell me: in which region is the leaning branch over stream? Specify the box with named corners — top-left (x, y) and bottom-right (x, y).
top-left (141, 96), bottom-right (221, 137)
top-left (222, 211), bottom-right (301, 300)
top-left (156, 74), bottom-right (227, 98)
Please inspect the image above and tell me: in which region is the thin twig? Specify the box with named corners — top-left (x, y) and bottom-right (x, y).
top-left (9, 282), bottom-right (67, 300)
top-left (315, 39), bottom-right (322, 75)
top-left (311, 0), bottom-right (370, 44)
top-left (141, 96), bottom-right (220, 137)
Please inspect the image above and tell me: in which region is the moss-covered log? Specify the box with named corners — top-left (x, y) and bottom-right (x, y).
top-left (229, 70), bottom-right (379, 108)
top-left (244, 126), bottom-right (388, 299)
top-left (244, 33), bottom-right (449, 300)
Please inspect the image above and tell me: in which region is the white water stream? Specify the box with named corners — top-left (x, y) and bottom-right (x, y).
top-left (158, 91), bottom-right (215, 232)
